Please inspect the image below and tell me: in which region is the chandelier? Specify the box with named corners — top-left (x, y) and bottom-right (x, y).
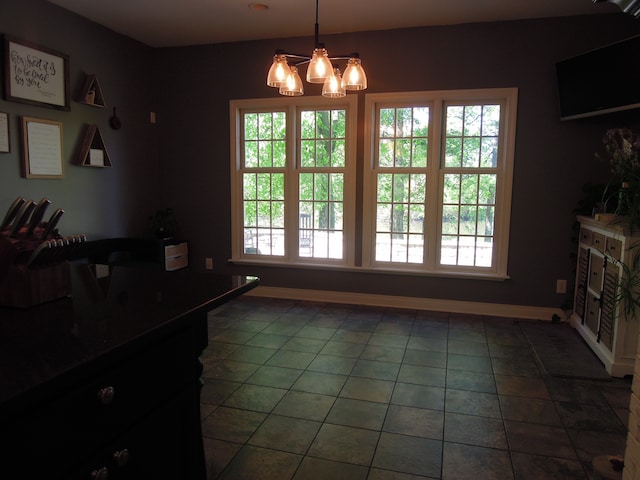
top-left (266, 0), bottom-right (367, 97)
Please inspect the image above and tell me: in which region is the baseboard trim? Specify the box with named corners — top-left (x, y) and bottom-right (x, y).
top-left (246, 286), bottom-right (563, 321)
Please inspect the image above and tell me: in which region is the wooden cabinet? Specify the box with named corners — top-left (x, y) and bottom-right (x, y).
top-left (0, 264), bottom-right (259, 480)
top-left (2, 324), bottom-right (206, 479)
top-left (570, 215), bottom-right (640, 377)
top-left (163, 240), bottom-right (188, 271)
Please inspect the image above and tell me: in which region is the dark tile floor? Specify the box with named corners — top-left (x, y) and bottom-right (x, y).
top-left (200, 296), bottom-right (632, 480)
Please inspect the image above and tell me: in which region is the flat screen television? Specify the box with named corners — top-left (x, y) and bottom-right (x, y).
top-left (556, 35), bottom-right (640, 120)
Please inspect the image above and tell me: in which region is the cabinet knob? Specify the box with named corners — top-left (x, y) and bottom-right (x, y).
top-left (90, 467), bottom-right (109, 480)
top-left (113, 449), bottom-right (130, 467)
top-left (97, 386), bottom-right (115, 405)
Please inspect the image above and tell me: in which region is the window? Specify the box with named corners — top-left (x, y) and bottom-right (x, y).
top-left (363, 89), bottom-right (517, 277)
top-left (231, 88), bottom-right (516, 279)
top-left (230, 96), bottom-right (357, 265)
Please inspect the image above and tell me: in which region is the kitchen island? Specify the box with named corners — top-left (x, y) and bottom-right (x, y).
top-left (0, 263), bottom-right (258, 479)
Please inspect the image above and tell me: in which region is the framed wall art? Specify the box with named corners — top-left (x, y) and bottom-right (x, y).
top-left (21, 116), bottom-right (64, 179)
top-left (4, 36), bottom-right (70, 111)
top-left (0, 112), bottom-right (9, 153)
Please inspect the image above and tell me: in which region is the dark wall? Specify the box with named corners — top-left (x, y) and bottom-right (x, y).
top-left (0, 0), bottom-right (159, 240)
top-left (2, 0), bottom-right (640, 310)
top-left (154, 13), bottom-right (640, 308)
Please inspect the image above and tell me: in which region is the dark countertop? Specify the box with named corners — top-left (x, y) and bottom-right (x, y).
top-left (0, 263), bottom-right (258, 416)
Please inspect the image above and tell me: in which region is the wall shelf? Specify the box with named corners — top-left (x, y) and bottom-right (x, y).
top-left (78, 74), bottom-right (105, 108)
top-left (75, 124), bottom-right (111, 167)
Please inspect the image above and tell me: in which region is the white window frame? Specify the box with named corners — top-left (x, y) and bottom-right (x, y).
top-left (362, 88), bottom-right (518, 279)
top-left (230, 95), bottom-right (358, 267)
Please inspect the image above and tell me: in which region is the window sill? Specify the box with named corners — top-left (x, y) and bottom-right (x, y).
top-left (229, 258), bottom-right (510, 281)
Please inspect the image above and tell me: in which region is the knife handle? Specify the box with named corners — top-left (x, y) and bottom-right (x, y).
top-left (25, 198), bottom-right (51, 236)
top-left (1, 196), bottom-right (25, 232)
top-left (41, 208), bottom-right (64, 240)
top-left (9, 200), bottom-right (35, 237)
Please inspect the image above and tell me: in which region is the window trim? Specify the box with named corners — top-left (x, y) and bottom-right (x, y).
top-left (362, 88), bottom-right (518, 278)
top-left (230, 95), bottom-right (358, 266)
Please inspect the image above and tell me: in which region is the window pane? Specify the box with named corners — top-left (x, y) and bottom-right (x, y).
top-left (242, 172), bottom-right (285, 257)
top-left (379, 139), bottom-right (394, 167)
top-left (301, 139), bottom-right (315, 168)
top-left (259, 140), bottom-right (273, 167)
top-left (379, 109), bottom-right (395, 138)
top-left (245, 141), bottom-right (258, 168)
top-left (461, 174), bottom-right (478, 204)
top-left (409, 174), bottom-right (426, 204)
top-left (446, 106), bottom-right (463, 135)
top-left (298, 172), bottom-right (344, 260)
top-left (463, 106), bottom-right (482, 136)
top-left (412, 107), bottom-right (429, 137)
top-left (245, 113), bottom-right (258, 140)
top-left (396, 139), bottom-right (411, 167)
top-left (480, 137), bottom-right (498, 168)
top-left (442, 205), bottom-right (459, 235)
top-left (377, 106), bottom-right (429, 169)
top-left (443, 174), bottom-right (460, 204)
top-left (440, 235), bottom-right (458, 265)
top-left (258, 112), bottom-right (273, 139)
top-left (372, 105), bottom-right (430, 266)
top-left (462, 137), bottom-right (480, 168)
top-left (482, 105), bottom-right (500, 136)
top-left (300, 173), bottom-right (313, 201)
top-left (273, 140), bottom-right (286, 168)
top-left (412, 138), bottom-right (428, 168)
top-left (445, 138), bottom-right (462, 168)
top-left (478, 174), bottom-right (496, 204)
top-left (243, 173), bottom-right (256, 200)
top-left (409, 204), bottom-right (424, 233)
top-left (440, 103), bottom-right (501, 268)
top-left (332, 140), bottom-right (345, 167)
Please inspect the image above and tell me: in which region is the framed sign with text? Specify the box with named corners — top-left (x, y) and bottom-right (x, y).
top-left (4, 36), bottom-right (70, 111)
top-left (0, 112), bottom-right (9, 153)
top-left (21, 116), bottom-right (64, 179)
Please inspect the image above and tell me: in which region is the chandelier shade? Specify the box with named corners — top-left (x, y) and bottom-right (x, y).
top-left (279, 66), bottom-right (304, 96)
top-left (341, 56), bottom-right (367, 91)
top-left (266, 0), bottom-right (367, 97)
top-left (266, 53), bottom-right (289, 87)
top-left (322, 67), bottom-right (346, 98)
top-left (306, 47), bottom-right (333, 83)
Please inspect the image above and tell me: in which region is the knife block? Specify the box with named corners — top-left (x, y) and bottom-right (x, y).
top-left (0, 262), bottom-right (71, 308)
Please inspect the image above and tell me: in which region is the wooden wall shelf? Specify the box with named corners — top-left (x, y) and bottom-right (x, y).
top-left (76, 125), bottom-right (111, 167)
top-left (78, 74), bottom-right (105, 108)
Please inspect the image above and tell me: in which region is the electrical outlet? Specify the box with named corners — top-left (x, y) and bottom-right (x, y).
top-left (556, 279), bottom-right (567, 294)
top-left (205, 257), bottom-right (213, 270)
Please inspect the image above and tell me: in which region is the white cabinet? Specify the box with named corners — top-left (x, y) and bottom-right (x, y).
top-left (164, 241), bottom-right (188, 271)
top-left (570, 215), bottom-right (640, 377)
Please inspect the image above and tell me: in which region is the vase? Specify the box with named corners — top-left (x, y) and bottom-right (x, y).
top-left (616, 182), bottom-right (631, 216)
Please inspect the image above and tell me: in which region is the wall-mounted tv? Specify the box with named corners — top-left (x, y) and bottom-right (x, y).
top-left (556, 35), bottom-right (640, 120)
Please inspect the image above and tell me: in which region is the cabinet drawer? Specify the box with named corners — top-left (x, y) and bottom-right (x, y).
top-left (586, 294), bottom-right (600, 335)
top-left (592, 232), bottom-right (606, 249)
top-left (579, 228), bottom-right (593, 245)
top-left (71, 389), bottom-right (194, 480)
top-left (606, 237), bottom-right (622, 261)
top-left (165, 242), bottom-right (188, 258)
top-left (4, 328), bottom-right (196, 477)
top-left (166, 254), bottom-right (188, 271)
top-left (589, 253), bottom-right (604, 291)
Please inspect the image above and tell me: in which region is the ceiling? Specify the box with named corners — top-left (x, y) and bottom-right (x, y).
top-left (46, 0), bottom-right (621, 48)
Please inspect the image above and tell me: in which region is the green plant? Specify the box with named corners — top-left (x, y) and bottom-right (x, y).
top-left (610, 241), bottom-right (640, 320)
top-left (591, 129), bottom-right (640, 320)
top-left (596, 128), bottom-right (640, 225)
top-left (148, 208), bottom-right (178, 238)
